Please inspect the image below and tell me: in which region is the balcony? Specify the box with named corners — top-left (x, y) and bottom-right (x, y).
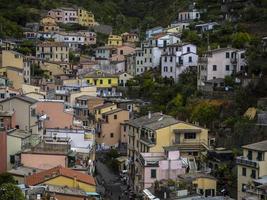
top-left (230, 58), bottom-right (237, 64)
top-left (236, 156), bottom-right (259, 168)
top-left (172, 139), bottom-right (209, 150)
top-left (140, 136), bottom-right (156, 147)
top-left (73, 104), bottom-right (88, 109)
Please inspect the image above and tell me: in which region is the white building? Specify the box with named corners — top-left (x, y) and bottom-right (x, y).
top-left (53, 32), bottom-right (85, 51)
top-left (195, 22), bottom-right (218, 33)
top-left (150, 33), bottom-right (181, 48)
top-left (161, 43), bottom-right (198, 81)
top-left (178, 9), bottom-right (201, 22)
top-left (44, 128), bottom-right (95, 154)
top-left (197, 47), bottom-right (246, 89)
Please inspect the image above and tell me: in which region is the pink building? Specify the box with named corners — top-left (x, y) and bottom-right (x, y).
top-left (138, 150), bottom-right (186, 190)
top-left (36, 100), bottom-right (73, 129)
top-left (48, 8), bottom-right (78, 24)
top-left (111, 45), bottom-right (135, 62)
top-left (21, 142), bottom-right (71, 170)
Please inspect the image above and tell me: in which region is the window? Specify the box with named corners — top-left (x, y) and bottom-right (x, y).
top-left (164, 66), bottom-right (168, 72)
top-left (170, 67), bottom-right (173, 73)
top-left (189, 56), bottom-right (192, 63)
top-left (187, 47), bottom-right (190, 52)
top-left (0, 93), bottom-right (5, 99)
top-left (124, 125), bottom-right (127, 132)
top-left (257, 152), bottom-right (263, 161)
top-left (164, 57), bottom-right (167, 62)
top-left (241, 53), bottom-right (245, 59)
top-left (31, 108), bottom-right (36, 116)
top-left (226, 52), bottom-right (230, 58)
top-left (151, 169), bottom-right (157, 178)
top-left (150, 58), bottom-right (152, 63)
top-left (110, 133), bottom-right (114, 138)
top-left (100, 80), bottom-right (103, 84)
top-left (251, 169), bottom-right (256, 179)
top-left (170, 57), bottom-right (173, 62)
top-left (247, 151), bottom-right (252, 160)
top-left (114, 115), bottom-right (117, 120)
top-left (0, 118), bottom-right (4, 128)
top-left (242, 167), bottom-right (246, 176)
top-left (213, 65), bottom-right (217, 71)
top-left (108, 79), bottom-right (111, 84)
top-left (184, 132), bottom-right (196, 139)
top-left (225, 65), bottom-right (230, 71)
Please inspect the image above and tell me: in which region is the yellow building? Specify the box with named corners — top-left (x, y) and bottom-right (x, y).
top-left (6, 67), bottom-right (24, 90)
top-left (40, 16), bottom-right (59, 32)
top-left (25, 166), bottom-right (96, 192)
top-left (237, 140), bottom-right (267, 200)
top-left (108, 35), bottom-right (123, 46)
top-left (77, 8), bottom-right (96, 27)
top-left (84, 71), bottom-right (118, 88)
top-left (93, 103), bottom-right (117, 122)
top-left (126, 112), bottom-right (209, 192)
top-left (178, 173), bottom-right (217, 197)
top-left (2, 50), bottom-right (24, 69)
top-left (83, 71), bottom-right (119, 96)
top-left (1, 50), bottom-right (31, 88)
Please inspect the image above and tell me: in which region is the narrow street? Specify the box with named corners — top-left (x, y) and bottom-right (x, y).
top-left (95, 154), bottom-right (129, 200)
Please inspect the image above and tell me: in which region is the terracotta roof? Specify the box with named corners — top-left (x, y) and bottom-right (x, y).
top-left (26, 166), bottom-right (96, 186)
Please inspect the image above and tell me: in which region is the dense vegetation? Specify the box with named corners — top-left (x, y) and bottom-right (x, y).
top-left (1, 0), bottom-right (267, 38)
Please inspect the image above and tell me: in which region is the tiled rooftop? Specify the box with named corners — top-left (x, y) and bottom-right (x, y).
top-left (26, 165), bottom-right (96, 186)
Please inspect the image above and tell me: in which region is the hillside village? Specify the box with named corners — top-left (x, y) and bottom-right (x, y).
top-left (0, 0), bottom-right (267, 200)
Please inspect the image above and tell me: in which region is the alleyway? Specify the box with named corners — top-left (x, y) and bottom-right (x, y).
top-left (95, 156), bottom-right (129, 200)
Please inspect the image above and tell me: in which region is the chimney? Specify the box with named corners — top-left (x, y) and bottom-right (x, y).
top-left (148, 111), bottom-right (151, 119)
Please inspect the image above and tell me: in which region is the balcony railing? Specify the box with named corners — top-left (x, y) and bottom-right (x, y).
top-left (236, 156), bottom-right (259, 168)
top-left (230, 58), bottom-right (238, 63)
top-left (172, 139), bottom-right (209, 150)
top-left (73, 104), bottom-right (88, 109)
top-left (140, 136), bottom-right (156, 146)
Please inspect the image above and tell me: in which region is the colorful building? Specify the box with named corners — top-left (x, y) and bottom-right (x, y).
top-left (40, 16), bottom-right (59, 32)
top-left (25, 165), bottom-right (96, 192)
top-left (126, 112), bottom-right (209, 192)
top-left (21, 142), bottom-right (72, 170)
top-left (36, 99), bottom-right (73, 129)
top-left (137, 150), bottom-right (186, 190)
top-left (108, 35), bottom-right (123, 46)
top-left (237, 140), bottom-right (267, 200)
top-left (83, 71), bottom-right (119, 97)
top-left (77, 8), bottom-right (96, 27)
top-left (95, 108), bottom-right (129, 148)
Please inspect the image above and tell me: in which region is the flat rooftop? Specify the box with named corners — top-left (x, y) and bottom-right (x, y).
top-left (8, 129), bottom-right (31, 139)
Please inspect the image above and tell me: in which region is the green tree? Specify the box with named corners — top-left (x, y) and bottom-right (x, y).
top-left (0, 183), bottom-right (24, 200)
top-left (232, 32), bottom-right (251, 48)
top-left (0, 173), bottom-right (16, 186)
top-left (190, 101), bottom-right (219, 128)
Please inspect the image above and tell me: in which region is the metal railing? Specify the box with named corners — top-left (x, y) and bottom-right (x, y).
top-left (236, 156), bottom-right (259, 168)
